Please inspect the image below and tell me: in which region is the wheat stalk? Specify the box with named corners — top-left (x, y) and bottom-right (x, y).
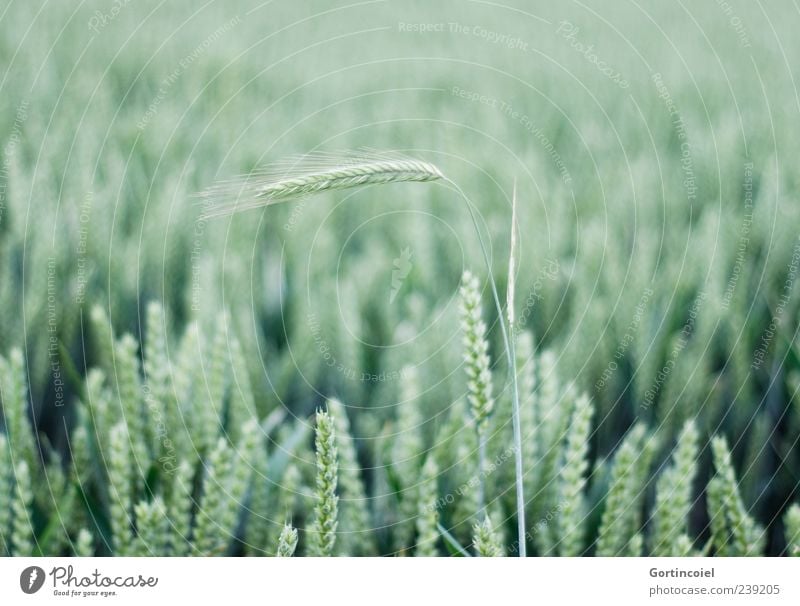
top-left (198, 152), bottom-right (443, 219)
top-left (459, 270), bottom-right (494, 520)
top-left (506, 180), bottom-right (525, 555)
top-left (310, 409), bottom-right (339, 556)
top-left (198, 150), bottom-right (526, 555)
top-left (652, 420), bottom-right (698, 555)
top-left (709, 436), bottom-right (765, 555)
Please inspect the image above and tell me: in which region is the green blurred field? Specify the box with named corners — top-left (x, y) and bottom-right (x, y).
top-left (1, 0), bottom-right (799, 556)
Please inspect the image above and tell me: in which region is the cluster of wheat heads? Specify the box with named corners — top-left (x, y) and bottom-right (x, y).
top-left (1, 298), bottom-right (800, 556)
top-left (2, 150), bottom-right (800, 557)
top-left (198, 149), bottom-right (529, 554)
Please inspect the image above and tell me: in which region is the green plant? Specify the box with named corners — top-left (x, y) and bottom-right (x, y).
top-left (460, 270), bottom-right (495, 518)
top-left (390, 364), bottom-right (426, 552)
top-left (276, 524), bottom-right (299, 557)
top-left (326, 397), bottom-right (373, 555)
top-left (473, 517), bottom-right (504, 557)
top-left (309, 409), bottom-right (339, 556)
top-left (555, 393), bottom-right (594, 556)
top-left (652, 420), bottom-right (699, 556)
top-left (596, 424), bottom-right (655, 556)
top-left (0, 315), bottom-right (799, 556)
top-left (199, 154), bottom-right (444, 219)
top-left (785, 505), bottom-right (800, 556)
top-left (1, 2), bottom-right (800, 560)
top-left (707, 437), bottom-right (765, 556)
top-left (200, 150), bottom-right (528, 554)
top-left (414, 456), bottom-right (440, 557)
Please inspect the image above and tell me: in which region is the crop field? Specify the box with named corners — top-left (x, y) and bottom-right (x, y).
top-left (1, 0), bottom-right (799, 558)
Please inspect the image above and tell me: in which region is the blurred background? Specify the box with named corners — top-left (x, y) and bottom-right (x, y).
top-left (1, 0), bottom-right (799, 554)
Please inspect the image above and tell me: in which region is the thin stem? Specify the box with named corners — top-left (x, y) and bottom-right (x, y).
top-left (507, 321), bottom-right (525, 556)
top-left (437, 522), bottom-right (473, 557)
top-left (477, 432), bottom-right (487, 521)
top-left (445, 178), bottom-right (526, 557)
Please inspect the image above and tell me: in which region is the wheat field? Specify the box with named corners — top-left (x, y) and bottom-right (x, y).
top-left (1, 0), bottom-right (799, 558)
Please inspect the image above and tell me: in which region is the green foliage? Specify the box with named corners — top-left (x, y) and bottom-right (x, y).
top-left (0, 0), bottom-right (799, 558)
top-left (0, 309), bottom-right (798, 556)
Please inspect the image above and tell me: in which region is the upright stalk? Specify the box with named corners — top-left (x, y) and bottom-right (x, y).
top-left (477, 434), bottom-right (487, 521)
top-left (445, 178), bottom-right (526, 556)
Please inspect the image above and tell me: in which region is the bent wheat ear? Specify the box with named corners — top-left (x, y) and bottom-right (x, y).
top-left (198, 151), bottom-right (443, 219)
top-left (200, 149), bottom-right (526, 555)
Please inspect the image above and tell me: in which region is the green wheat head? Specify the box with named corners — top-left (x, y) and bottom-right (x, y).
top-left (310, 409), bottom-right (339, 556)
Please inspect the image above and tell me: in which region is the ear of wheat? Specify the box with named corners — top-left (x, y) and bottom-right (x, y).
top-left (198, 151), bottom-right (443, 219)
top-left (473, 517), bottom-right (504, 557)
top-left (310, 409), bottom-right (339, 557)
top-left (198, 149), bottom-right (527, 555)
top-left (276, 524), bottom-right (299, 557)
